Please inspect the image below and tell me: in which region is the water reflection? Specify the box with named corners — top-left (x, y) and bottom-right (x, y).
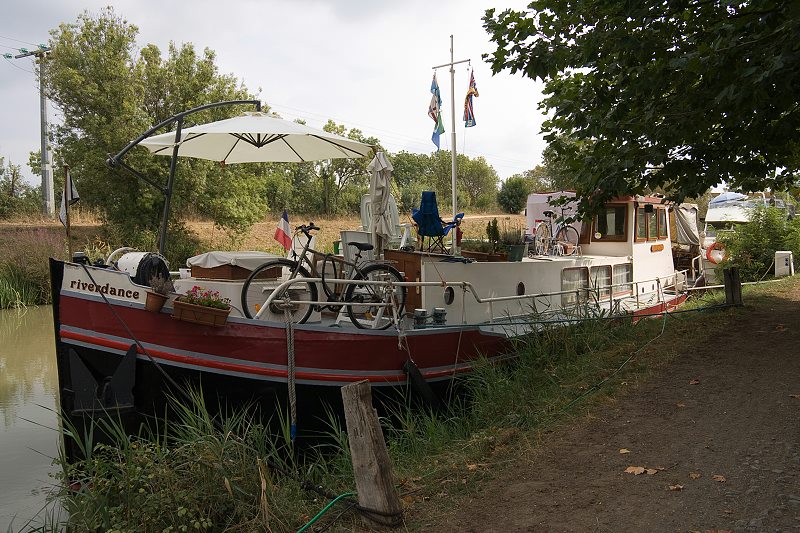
top-left (0, 306), bottom-right (61, 531)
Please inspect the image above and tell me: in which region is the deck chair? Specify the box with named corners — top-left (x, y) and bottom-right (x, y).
top-left (411, 191), bottom-right (464, 253)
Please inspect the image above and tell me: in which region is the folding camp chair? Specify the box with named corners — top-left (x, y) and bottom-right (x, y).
top-left (411, 191), bottom-right (464, 253)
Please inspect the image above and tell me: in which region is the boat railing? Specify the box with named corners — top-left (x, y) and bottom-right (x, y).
top-left (259, 272), bottom-right (682, 323)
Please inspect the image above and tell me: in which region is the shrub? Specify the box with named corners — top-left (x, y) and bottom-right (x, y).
top-left (716, 206), bottom-right (800, 281)
top-left (497, 177), bottom-right (528, 214)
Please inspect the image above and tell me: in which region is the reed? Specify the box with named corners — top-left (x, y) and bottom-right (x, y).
top-left (0, 228), bottom-right (67, 309)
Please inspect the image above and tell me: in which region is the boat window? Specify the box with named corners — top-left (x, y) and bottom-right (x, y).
top-left (636, 209), bottom-right (647, 241)
top-left (590, 266), bottom-right (612, 301)
top-left (636, 205), bottom-right (666, 241)
top-left (561, 267), bottom-right (589, 307)
top-left (647, 210), bottom-right (658, 241)
top-left (593, 205), bottom-right (627, 242)
top-left (613, 264), bottom-right (633, 295)
top-left (657, 208), bottom-right (668, 239)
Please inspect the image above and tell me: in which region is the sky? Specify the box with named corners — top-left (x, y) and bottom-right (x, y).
top-left (0, 0), bottom-right (545, 187)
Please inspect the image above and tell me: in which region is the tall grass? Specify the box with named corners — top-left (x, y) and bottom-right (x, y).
top-left (0, 228), bottom-right (67, 308)
top-left (51, 388), bottom-right (358, 533)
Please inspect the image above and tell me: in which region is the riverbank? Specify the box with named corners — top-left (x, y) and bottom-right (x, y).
top-left (410, 276), bottom-right (800, 531)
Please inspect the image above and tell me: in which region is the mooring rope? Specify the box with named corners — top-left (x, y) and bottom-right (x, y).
top-left (283, 302), bottom-right (297, 443)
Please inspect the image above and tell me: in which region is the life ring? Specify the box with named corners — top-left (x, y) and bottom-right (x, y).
top-left (705, 241), bottom-right (728, 264)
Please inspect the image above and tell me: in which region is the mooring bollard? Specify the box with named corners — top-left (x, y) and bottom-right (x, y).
top-left (341, 380), bottom-right (402, 528)
top-left (723, 267), bottom-right (743, 306)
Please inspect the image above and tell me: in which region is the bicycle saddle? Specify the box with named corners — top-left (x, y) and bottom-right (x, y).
top-left (543, 210), bottom-right (555, 218)
top-left (348, 242), bottom-right (374, 252)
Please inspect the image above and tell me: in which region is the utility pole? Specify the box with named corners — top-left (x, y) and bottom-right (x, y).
top-left (12, 45), bottom-right (54, 217)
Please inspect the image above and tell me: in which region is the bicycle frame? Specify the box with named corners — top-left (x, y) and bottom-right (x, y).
top-left (286, 226), bottom-right (385, 306)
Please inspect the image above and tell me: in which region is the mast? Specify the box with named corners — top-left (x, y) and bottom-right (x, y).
top-left (432, 36), bottom-right (469, 254)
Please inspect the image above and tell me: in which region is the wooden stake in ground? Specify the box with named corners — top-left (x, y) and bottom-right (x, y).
top-left (341, 380), bottom-right (402, 529)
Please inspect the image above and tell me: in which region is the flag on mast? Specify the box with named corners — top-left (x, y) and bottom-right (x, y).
top-left (274, 210), bottom-right (292, 251)
top-left (463, 69), bottom-right (479, 127)
top-left (58, 167), bottom-right (80, 227)
top-left (428, 73), bottom-right (445, 150)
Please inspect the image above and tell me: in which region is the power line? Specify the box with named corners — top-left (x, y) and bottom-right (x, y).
top-left (0, 34), bottom-right (41, 46)
top-left (3, 57), bottom-right (35, 75)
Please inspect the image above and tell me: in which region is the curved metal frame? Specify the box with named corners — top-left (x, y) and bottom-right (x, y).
top-left (106, 99), bottom-right (262, 254)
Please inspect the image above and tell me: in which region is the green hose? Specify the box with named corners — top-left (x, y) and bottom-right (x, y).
top-left (295, 491), bottom-right (356, 533)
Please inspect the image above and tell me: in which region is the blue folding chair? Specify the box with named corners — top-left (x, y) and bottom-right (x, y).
top-left (411, 191), bottom-right (464, 253)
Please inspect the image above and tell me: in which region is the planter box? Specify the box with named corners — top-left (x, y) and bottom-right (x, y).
top-left (460, 250), bottom-right (489, 262)
top-left (172, 300), bottom-right (231, 327)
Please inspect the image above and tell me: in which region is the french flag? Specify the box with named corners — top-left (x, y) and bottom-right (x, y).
top-left (274, 210), bottom-right (291, 251)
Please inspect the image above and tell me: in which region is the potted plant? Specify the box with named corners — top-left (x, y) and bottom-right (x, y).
top-left (145, 274), bottom-right (175, 312)
top-left (172, 285), bottom-right (232, 327)
top-left (500, 222), bottom-right (528, 262)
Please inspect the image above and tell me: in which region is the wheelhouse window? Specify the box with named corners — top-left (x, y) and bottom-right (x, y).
top-left (636, 205), bottom-right (667, 241)
top-left (561, 267), bottom-right (589, 307)
top-left (613, 263), bottom-right (633, 295)
top-left (593, 205), bottom-right (627, 242)
top-left (658, 208), bottom-right (668, 239)
top-left (590, 266), bottom-right (612, 301)
top-left (636, 209), bottom-right (647, 240)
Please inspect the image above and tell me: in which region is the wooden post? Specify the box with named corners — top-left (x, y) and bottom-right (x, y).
top-left (341, 380), bottom-right (402, 529)
top-left (63, 165), bottom-right (73, 260)
top-left (724, 267), bottom-right (743, 306)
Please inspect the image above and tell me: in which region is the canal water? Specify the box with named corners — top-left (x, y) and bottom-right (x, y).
top-left (0, 306), bottom-right (63, 531)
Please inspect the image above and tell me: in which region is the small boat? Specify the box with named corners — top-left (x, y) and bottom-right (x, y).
top-left (699, 192), bottom-right (795, 281)
top-left (51, 101), bottom-right (688, 459)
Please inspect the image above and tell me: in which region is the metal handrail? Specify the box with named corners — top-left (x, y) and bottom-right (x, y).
top-left (257, 272), bottom-right (683, 319)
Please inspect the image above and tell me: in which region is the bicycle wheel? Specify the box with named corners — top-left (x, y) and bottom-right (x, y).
top-left (533, 222), bottom-right (552, 256)
top-left (344, 264), bottom-right (406, 330)
top-left (555, 225), bottom-right (580, 255)
top-left (241, 259), bottom-right (318, 323)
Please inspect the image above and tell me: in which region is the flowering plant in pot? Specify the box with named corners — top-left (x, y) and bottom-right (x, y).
top-left (175, 286), bottom-right (231, 309)
top-left (145, 274), bottom-right (174, 312)
top-left (173, 285), bottom-right (232, 326)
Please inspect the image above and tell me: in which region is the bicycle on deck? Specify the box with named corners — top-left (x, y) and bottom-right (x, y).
top-left (240, 222), bottom-right (407, 330)
top-left (531, 209), bottom-right (580, 257)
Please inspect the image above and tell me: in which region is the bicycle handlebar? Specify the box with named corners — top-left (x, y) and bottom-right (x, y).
top-left (296, 222), bottom-right (320, 235)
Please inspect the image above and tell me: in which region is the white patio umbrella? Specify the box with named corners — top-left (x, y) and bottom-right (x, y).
top-left (366, 152), bottom-right (394, 255)
top-left (139, 112), bottom-right (373, 163)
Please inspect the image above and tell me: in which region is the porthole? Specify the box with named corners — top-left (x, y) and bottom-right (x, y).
top-left (443, 286), bottom-right (455, 305)
top-left (516, 282), bottom-right (525, 296)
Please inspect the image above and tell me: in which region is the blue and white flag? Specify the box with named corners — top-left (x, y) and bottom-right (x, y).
top-left (428, 73), bottom-right (445, 150)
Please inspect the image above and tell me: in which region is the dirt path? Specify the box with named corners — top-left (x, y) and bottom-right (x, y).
top-left (434, 285), bottom-right (800, 532)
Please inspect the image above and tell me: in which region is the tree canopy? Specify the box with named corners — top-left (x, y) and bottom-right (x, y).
top-left (484, 1), bottom-right (800, 212)
top-left (39, 8), bottom-right (504, 262)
